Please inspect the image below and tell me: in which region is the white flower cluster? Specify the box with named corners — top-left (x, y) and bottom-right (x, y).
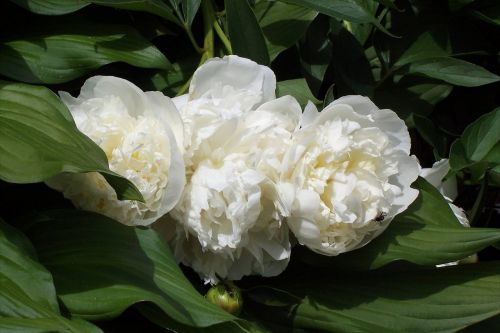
top-left (48, 55), bottom-right (467, 283)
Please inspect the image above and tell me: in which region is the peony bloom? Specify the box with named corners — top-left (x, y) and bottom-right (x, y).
top-left (420, 159), bottom-right (469, 226)
top-left (46, 76), bottom-right (185, 226)
top-left (155, 56), bottom-right (298, 283)
top-left (279, 96), bottom-right (420, 256)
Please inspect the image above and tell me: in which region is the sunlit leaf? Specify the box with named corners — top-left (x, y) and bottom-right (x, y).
top-left (21, 210), bottom-right (236, 328)
top-left (0, 80), bottom-right (143, 201)
top-left (0, 22), bottom-right (170, 84)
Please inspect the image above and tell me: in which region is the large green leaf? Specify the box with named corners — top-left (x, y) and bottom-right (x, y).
top-left (9, 0), bottom-right (181, 24)
top-left (374, 77), bottom-right (453, 122)
top-left (225, 0), bottom-right (270, 65)
top-left (92, 0), bottom-right (180, 24)
top-left (181, 0), bottom-right (202, 27)
top-left (297, 177), bottom-right (500, 270)
top-left (254, 1), bottom-right (317, 61)
top-left (298, 15), bottom-right (332, 96)
top-left (138, 303), bottom-right (264, 333)
top-left (330, 19), bottom-right (375, 97)
top-left (450, 107), bottom-right (500, 174)
top-left (249, 262), bottom-right (500, 333)
top-left (279, 0), bottom-right (393, 35)
top-left (20, 210), bottom-right (236, 328)
top-left (0, 219), bottom-right (102, 333)
top-left (395, 30), bottom-right (451, 67)
top-left (407, 57), bottom-right (500, 87)
top-left (0, 22), bottom-right (170, 84)
top-left (276, 79), bottom-right (320, 107)
top-left (471, 2), bottom-right (500, 26)
top-left (413, 113), bottom-right (448, 157)
top-left (0, 80), bottom-right (143, 201)
top-left (8, 0), bottom-right (88, 14)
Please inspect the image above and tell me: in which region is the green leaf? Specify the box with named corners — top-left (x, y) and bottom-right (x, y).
top-left (407, 57), bottom-right (500, 87)
top-left (450, 107), bottom-right (500, 171)
top-left (374, 77), bottom-right (453, 122)
top-left (251, 262), bottom-right (500, 333)
top-left (330, 19), bottom-right (375, 97)
top-left (279, 0), bottom-right (394, 36)
top-left (0, 80), bottom-right (143, 201)
top-left (449, 0), bottom-right (476, 11)
top-left (277, 79), bottom-right (320, 107)
top-left (471, 2), bottom-right (500, 26)
top-left (0, 219), bottom-right (102, 333)
top-left (0, 22), bottom-right (170, 84)
top-left (413, 113), bottom-right (448, 157)
top-left (8, 0), bottom-right (89, 14)
top-left (136, 56), bottom-right (199, 95)
top-left (225, 0), bottom-right (270, 65)
top-left (92, 0), bottom-right (181, 25)
top-left (181, 0), bottom-right (201, 26)
top-left (297, 177), bottom-right (500, 270)
top-left (21, 210), bottom-right (236, 328)
top-left (9, 0), bottom-right (181, 25)
top-left (138, 303), bottom-right (260, 333)
top-left (341, 1), bottom-right (378, 45)
top-left (254, 1), bottom-right (317, 61)
top-left (298, 15), bottom-right (332, 96)
top-left (395, 30), bottom-right (451, 67)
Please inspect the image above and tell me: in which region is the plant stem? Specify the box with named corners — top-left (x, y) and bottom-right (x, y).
top-left (214, 19), bottom-right (232, 54)
top-left (176, 0), bottom-right (216, 96)
top-left (185, 24), bottom-right (204, 54)
top-left (201, 0), bottom-right (215, 59)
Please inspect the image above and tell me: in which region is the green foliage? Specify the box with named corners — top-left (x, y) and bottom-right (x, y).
top-left (225, 0), bottom-right (270, 65)
top-left (0, 22), bottom-right (169, 84)
top-left (0, 219), bottom-right (102, 332)
top-left (0, 80), bottom-right (143, 201)
top-left (21, 210), bottom-right (235, 326)
top-left (1, 0), bottom-right (499, 332)
top-left (248, 263), bottom-right (500, 333)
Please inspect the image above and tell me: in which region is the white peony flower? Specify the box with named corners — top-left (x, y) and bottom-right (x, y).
top-left (279, 96), bottom-right (420, 256)
top-left (46, 76), bottom-right (185, 226)
top-left (156, 56), bottom-right (298, 283)
top-left (420, 159), bottom-right (469, 227)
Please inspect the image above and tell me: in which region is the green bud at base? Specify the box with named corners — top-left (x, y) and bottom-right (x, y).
top-left (206, 283), bottom-right (243, 316)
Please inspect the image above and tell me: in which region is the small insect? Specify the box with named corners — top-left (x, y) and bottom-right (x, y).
top-left (374, 211), bottom-right (387, 222)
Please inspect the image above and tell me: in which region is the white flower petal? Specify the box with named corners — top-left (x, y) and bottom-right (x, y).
top-left (189, 55), bottom-right (276, 106)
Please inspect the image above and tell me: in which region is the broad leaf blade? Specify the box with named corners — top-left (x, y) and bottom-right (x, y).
top-left (450, 106), bottom-right (500, 173)
top-left (330, 19), bottom-right (375, 97)
top-left (279, 0), bottom-right (394, 35)
top-left (8, 0), bottom-right (89, 14)
top-left (21, 210), bottom-right (236, 328)
top-left (251, 263), bottom-right (500, 333)
top-left (0, 80), bottom-right (143, 201)
top-left (0, 220), bottom-right (102, 333)
top-left (9, 0), bottom-right (181, 24)
top-left (92, 0), bottom-right (181, 25)
top-left (254, 1), bottom-right (317, 61)
top-left (277, 79), bottom-right (320, 106)
top-left (181, 0), bottom-right (201, 26)
top-left (225, 0), bottom-right (270, 65)
top-left (0, 22), bottom-right (170, 84)
top-left (407, 57), bottom-right (500, 87)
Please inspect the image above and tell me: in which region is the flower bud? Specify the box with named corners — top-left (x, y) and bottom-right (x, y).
top-left (206, 283), bottom-right (243, 315)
